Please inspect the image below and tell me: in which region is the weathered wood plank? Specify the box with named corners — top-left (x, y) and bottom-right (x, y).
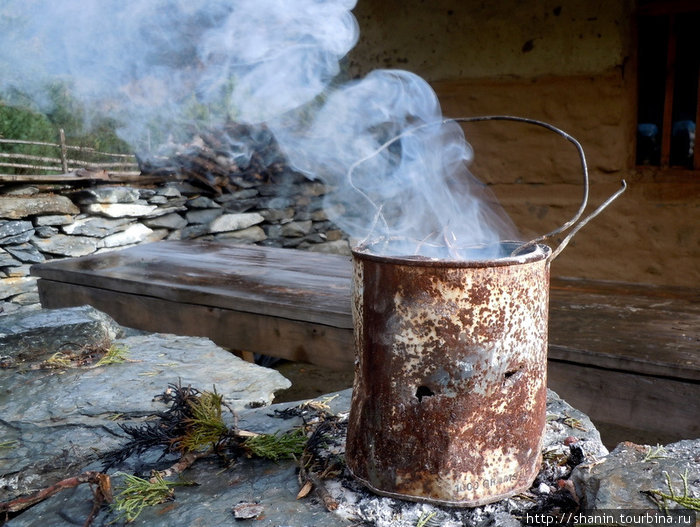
top-left (548, 279), bottom-right (699, 380)
top-left (548, 360), bottom-right (700, 443)
top-left (31, 240), bottom-right (699, 381)
top-left (32, 241), bottom-right (354, 329)
top-left (37, 279), bottom-right (355, 370)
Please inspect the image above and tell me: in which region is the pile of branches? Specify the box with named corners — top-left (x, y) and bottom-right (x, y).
top-left (138, 122), bottom-right (293, 195)
top-left (0, 382), bottom-right (344, 525)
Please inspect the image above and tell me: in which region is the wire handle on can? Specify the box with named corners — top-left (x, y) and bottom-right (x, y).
top-left (346, 115), bottom-right (626, 261)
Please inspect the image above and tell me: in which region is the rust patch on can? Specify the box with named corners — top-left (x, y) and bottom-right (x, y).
top-left (346, 242), bottom-right (551, 506)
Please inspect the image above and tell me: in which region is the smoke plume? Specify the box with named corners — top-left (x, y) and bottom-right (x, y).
top-left (0, 0), bottom-right (518, 258)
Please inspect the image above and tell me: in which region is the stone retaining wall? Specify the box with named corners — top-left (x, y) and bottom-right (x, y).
top-left (0, 177), bottom-right (349, 312)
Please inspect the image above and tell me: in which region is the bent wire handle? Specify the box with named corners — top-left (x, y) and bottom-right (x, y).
top-left (346, 115), bottom-right (626, 260)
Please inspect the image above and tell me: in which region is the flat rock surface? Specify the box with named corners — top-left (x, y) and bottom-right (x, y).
top-left (0, 308), bottom-right (291, 513)
top-left (3, 383), bottom-right (608, 527)
top-left (2, 308), bottom-right (697, 526)
top-left (572, 439), bottom-right (700, 511)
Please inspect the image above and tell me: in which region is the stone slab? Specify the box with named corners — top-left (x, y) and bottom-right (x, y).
top-left (0, 196), bottom-right (79, 220)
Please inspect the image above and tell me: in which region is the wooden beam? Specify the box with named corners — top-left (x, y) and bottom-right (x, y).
top-left (548, 360), bottom-right (699, 445)
top-left (36, 278), bottom-right (356, 371)
top-left (660, 14), bottom-right (676, 167)
top-left (0, 169), bottom-right (110, 182)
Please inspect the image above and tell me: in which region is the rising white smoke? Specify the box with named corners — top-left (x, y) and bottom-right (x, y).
top-left (0, 0), bottom-right (358, 145)
top-left (0, 0), bottom-right (517, 258)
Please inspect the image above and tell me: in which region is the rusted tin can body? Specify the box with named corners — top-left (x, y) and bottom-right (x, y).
top-left (346, 242), bottom-right (551, 507)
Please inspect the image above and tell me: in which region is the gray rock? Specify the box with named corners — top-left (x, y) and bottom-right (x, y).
top-left (0, 276), bottom-right (37, 302)
top-left (33, 225), bottom-right (58, 238)
top-left (7, 290), bottom-right (40, 306)
top-left (0, 305), bottom-right (122, 364)
top-left (213, 226), bottom-right (267, 243)
top-left (299, 181), bottom-right (328, 197)
top-left (311, 209), bottom-right (328, 221)
top-left (168, 181), bottom-right (203, 195)
top-left (141, 204), bottom-right (188, 218)
top-left (100, 223), bottom-right (154, 248)
top-left (281, 220), bottom-right (313, 237)
top-left (2, 185), bottom-right (40, 196)
top-left (263, 224), bottom-right (283, 239)
top-left (142, 212), bottom-right (187, 230)
top-left (281, 237), bottom-right (305, 248)
top-left (299, 233), bottom-right (326, 244)
top-left (260, 207), bottom-right (295, 223)
top-left (294, 210), bottom-right (313, 221)
top-left (185, 208), bottom-right (223, 225)
top-left (147, 194), bottom-right (168, 204)
top-left (0, 195), bottom-right (79, 220)
top-left (0, 300), bottom-right (40, 316)
top-left (324, 229), bottom-right (345, 241)
top-left (187, 196), bottom-right (221, 209)
top-left (0, 248), bottom-right (22, 267)
top-left (1, 363), bottom-right (613, 527)
top-left (571, 439), bottom-right (700, 511)
top-left (0, 221), bottom-right (34, 244)
top-left (180, 224), bottom-right (210, 239)
top-left (155, 185), bottom-right (182, 198)
top-left (31, 234), bottom-right (99, 257)
top-left (4, 243), bottom-right (45, 264)
top-left (306, 240), bottom-right (352, 255)
top-left (221, 198), bottom-right (259, 213)
top-left (231, 176), bottom-right (259, 189)
top-left (83, 203), bottom-right (158, 218)
top-left (62, 216), bottom-right (132, 237)
top-left (76, 186), bottom-right (141, 205)
top-left (0, 231), bottom-right (34, 245)
top-left (231, 188), bottom-right (259, 200)
top-left (0, 333), bottom-right (290, 517)
top-left (259, 196), bottom-right (293, 209)
top-left (209, 212), bottom-right (264, 234)
top-left (258, 184), bottom-right (284, 196)
top-left (33, 214), bottom-right (75, 226)
top-left (0, 264), bottom-right (31, 278)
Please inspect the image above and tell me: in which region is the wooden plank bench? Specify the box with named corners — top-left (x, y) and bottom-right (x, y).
top-left (30, 240), bottom-right (699, 442)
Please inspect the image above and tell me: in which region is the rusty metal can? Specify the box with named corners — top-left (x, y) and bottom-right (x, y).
top-left (346, 241), bottom-right (552, 506)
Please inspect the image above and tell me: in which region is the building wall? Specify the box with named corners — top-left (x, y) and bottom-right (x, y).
top-left (347, 0), bottom-right (698, 287)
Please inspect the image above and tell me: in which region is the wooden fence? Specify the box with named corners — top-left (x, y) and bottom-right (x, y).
top-left (0, 129), bottom-right (170, 184)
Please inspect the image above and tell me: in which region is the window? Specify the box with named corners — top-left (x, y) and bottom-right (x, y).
top-left (636, 1), bottom-right (700, 170)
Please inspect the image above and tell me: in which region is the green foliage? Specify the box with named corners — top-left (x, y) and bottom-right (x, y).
top-left (180, 389), bottom-right (228, 453)
top-left (642, 444), bottom-right (668, 462)
top-left (243, 428), bottom-right (307, 462)
top-left (111, 472), bottom-right (192, 523)
top-left (0, 103), bottom-right (56, 141)
top-left (43, 352), bottom-right (71, 369)
top-left (0, 103), bottom-right (58, 173)
top-left (95, 344), bottom-right (130, 367)
top-left (0, 81), bottom-right (132, 169)
top-left (645, 470), bottom-right (700, 513)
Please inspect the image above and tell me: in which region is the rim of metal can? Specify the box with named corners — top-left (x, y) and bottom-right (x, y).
top-left (351, 240), bottom-right (552, 268)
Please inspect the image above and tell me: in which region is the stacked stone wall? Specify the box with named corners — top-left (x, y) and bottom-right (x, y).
top-left (0, 177), bottom-right (349, 313)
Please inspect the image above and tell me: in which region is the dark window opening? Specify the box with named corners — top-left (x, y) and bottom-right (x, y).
top-left (636, 5), bottom-right (699, 170)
